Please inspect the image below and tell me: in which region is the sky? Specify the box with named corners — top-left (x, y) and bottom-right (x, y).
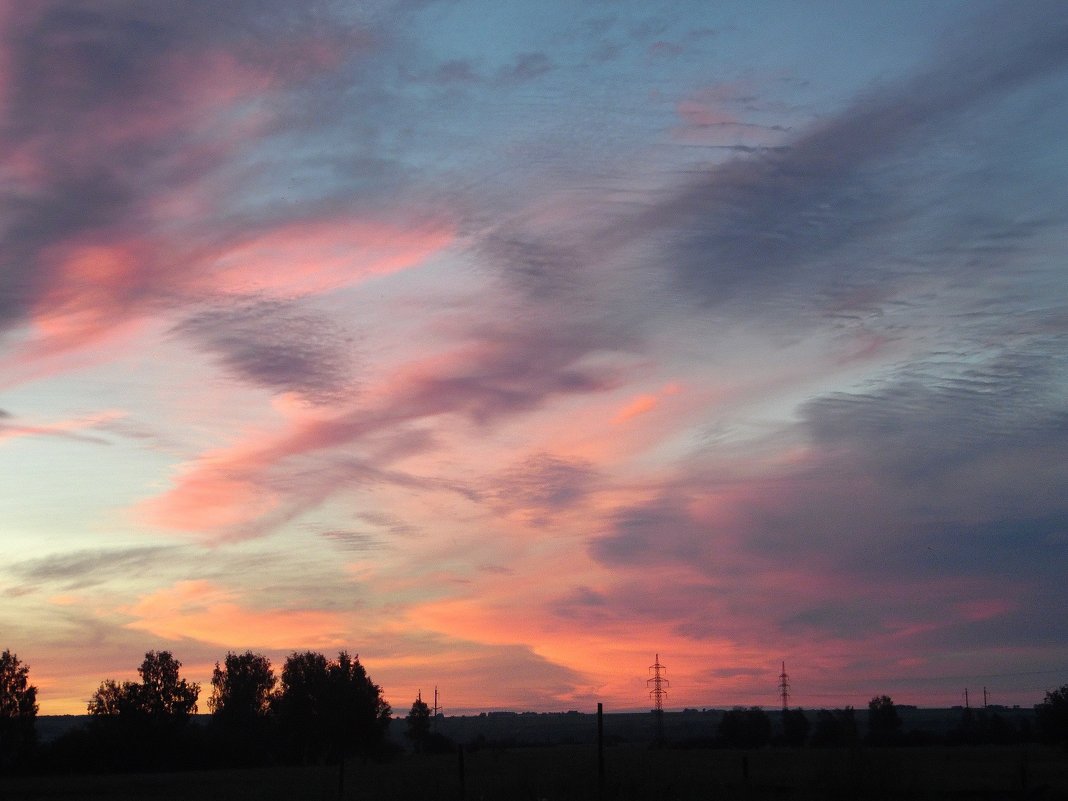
top-left (2, 0), bottom-right (1068, 717)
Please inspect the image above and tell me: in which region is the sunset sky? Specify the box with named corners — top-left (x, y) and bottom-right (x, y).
top-left (3, 1), bottom-right (1068, 716)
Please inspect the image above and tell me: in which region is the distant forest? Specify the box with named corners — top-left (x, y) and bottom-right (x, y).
top-left (1, 648), bottom-right (1067, 776)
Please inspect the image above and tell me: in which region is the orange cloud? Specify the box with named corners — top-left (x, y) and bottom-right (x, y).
top-left (611, 383), bottom-right (681, 425)
top-left (122, 580), bottom-right (347, 650)
top-left (612, 394), bottom-right (659, 424)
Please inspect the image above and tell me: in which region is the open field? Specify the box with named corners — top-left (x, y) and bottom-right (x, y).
top-left (3, 744), bottom-right (1066, 801)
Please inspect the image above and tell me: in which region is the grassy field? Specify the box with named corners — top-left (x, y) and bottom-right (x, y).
top-left (2, 744), bottom-right (1066, 801)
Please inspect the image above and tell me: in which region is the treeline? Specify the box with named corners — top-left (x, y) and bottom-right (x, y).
top-left (0, 647), bottom-right (394, 774)
top-left (704, 692), bottom-right (1068, 750)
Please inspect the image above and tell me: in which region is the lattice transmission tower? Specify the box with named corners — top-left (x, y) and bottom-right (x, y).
top-left (647, 654), bottom-right (669, 741)
top-left (778, 661), bottom-right (790, 711)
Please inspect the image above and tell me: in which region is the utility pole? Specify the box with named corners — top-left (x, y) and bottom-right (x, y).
top-left (778, 661), bottom-right (790, 711)
top-left (647, 654), bottom-right (669, 742)
top-left (432, 686), bottom-right (442, 730)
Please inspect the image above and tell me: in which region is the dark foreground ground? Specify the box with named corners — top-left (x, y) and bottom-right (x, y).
top-left (2, 744), bottom-right (1066, 801)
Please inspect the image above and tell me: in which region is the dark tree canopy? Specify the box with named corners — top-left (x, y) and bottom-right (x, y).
top-left (406, 693), bottom-right (431, 750)
top-left (87, 651), bottom-right (199, 723)
top-left (811, 706), bottom-right (858, 747)
top-left (138, 651), bottom-right (199, 721)
top-left (275, 650), bottom-right (391, 762)
top-left (209, 651), bottom-right (275, 720)
top-left (1036, 683), bottom-right (1068, 745)
top-left (717, 707), bottom-right (772, 749)
top-left (87, 679), bottom-right (140, 717)
top-left (0, 649), bottom-right (38, 768)
top-left (780, 707), bottom-right (810, 747)
top-left (866, 695), bottom-right (902, 746)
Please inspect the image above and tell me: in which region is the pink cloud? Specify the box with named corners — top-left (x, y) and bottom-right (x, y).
top-left (0, 409), bottom-right (124, 445)
top-left (202, 218), bottom-right (455, 298)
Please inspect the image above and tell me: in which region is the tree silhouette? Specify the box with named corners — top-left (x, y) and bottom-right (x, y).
top-left (207, 651), bottom-right (277, 766)
top-left (328, 651), bottom-right (391, 756)
top-left (86, 651), bottom-right (200, 770)
top-left (780, 707), bottom-right (810, 747)
top-left (274, 650), bottom-right (330, 763)
top-left (0, 649), bottom-right (38, 770)
top-left (87, 679), bottom-right (140, 717)
top-left (275, 651), bottom-right (391, 763)
top-left (811, 707), bottom-right (858, 747)
top-left (1035, 683), bottom-right (1068, 746)
top-left (406, 693), bottom-right (431, 751)
top-left (209, 651), bottom-right (275, 721)
top-left (866, 695), bottom-right (901, 746)
top-left (137, 651), bottom-right (199, 722)
top-left (717, 707), bottom-right (771, 749)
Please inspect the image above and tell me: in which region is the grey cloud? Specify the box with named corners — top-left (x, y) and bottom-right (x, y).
top-left (173, 300), bottom-right (357, 404)
top-left (487, 454), bottom-right (598, 522)
top-left (480, 231), bottom-right (584, 300)
top-left (589, 496), bottom-right (712, 568)
top-left (620, 2), bottom-right (1068, 315)
top-left (782, 603), bottom-right (885, 642)
top-left (802, 346), bottom-right (1068, 481)
top-left (319, 530), bottom-right (386, 552)
top-left (6, 546), bottom-right (179, 591)
top-left (496, 52), bottom-right (553, 84)
top-left (356, 511), bottom-right (420, 538)
top-left (435, 58), bottom-right (481, 84)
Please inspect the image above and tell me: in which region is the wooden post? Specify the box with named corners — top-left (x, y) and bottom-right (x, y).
top-left (597, 702), bottom-right (605, 800)
top-left (457, 742), bottom-right (466, 801)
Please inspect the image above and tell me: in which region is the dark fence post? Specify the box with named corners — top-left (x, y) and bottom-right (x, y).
top-left (457, 742), bottom-right (466, 801)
